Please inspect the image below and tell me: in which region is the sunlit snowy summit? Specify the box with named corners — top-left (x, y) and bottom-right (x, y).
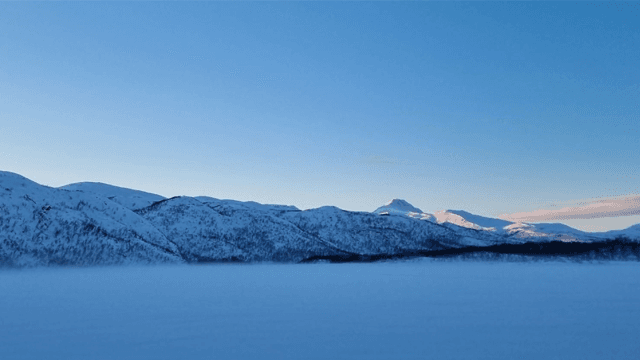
top-left (0, 171), bottom-right (638, 268)
top-left (372, 199), bottom-right (638, 243)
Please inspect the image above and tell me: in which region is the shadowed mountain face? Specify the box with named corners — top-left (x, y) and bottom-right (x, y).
top-left (1, 172), bottom-right (638, 268)
top-left (134, 196), bottom-right (339, 263)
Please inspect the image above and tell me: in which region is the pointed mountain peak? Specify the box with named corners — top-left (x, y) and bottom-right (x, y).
top-left (374, 199), bottom-right (423, 214)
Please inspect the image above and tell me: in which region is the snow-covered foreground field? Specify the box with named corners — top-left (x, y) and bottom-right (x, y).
top-left (1, 261), bottom-right (639, 360)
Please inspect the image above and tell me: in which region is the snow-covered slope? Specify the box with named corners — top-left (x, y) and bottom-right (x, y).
top-left (2, 172), bottom-right (640, 268)
top-left (372, 200), bottom-right (640, 242)
top-left (434, 211), bottom-right (605, 242)
top-left (195, 196), bottom-right (299, 213)
top-left (434, 210), bottom-right (491, 231)
top-left (61, 182), bottom-right (165, 211)
top-left (373, 201), bottom-right (510, 233)
top-left (134, 197), bottom-right (462, 262)
top-left (0, 172), bottom-right (182, 267)
top-left (279, 206), bottom-right (469, 253)
top-left (583, 223), bottom-right (640, 241)
top-left (136, 196), bottom-right (338, 262)
top-left (373, 199), bottom-right (437, 222)
top-left (503, 222), bottom-right (598, 242)
top-left (374, 199), bottom-right (423, 214)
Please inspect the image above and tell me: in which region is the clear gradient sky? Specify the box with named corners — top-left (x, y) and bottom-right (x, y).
top-left (1, 1), bottom-right (639, 231)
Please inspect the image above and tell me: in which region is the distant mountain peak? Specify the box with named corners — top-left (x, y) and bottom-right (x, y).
top-left (375, 199), bottom-right (423, 214)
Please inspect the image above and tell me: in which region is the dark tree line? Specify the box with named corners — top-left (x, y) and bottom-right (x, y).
top-left (300, 237), bottom-right (640, 263)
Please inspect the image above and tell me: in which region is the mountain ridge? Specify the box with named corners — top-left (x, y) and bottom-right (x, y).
top-left (1, 172), bottom-right (638, 268)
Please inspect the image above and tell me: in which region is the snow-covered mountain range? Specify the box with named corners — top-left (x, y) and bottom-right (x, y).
top-left (373, 199), bottom-right (637, 243)
top-left (1, 172), bottom-right (638, 267)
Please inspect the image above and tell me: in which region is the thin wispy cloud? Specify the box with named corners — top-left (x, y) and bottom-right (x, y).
top-left (500, 195), bottom-right (640, 222)
top-left (364, 156), bottom-right (402, 166)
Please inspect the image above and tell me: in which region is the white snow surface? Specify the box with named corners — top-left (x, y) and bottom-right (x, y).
top-left (434, 210), bottom-right (490, 230)
top-left (374, 202), bottom-right (513, 232)
top-left (0, 172), bottom-right (182, 267)
top-left (195, 196), bottom-right (299, 212)
top-left (374, 198), bottom-right (424, 214)
top-left (136, 196), bottom-right (335, 262)
top-left (60, 182), bottom-right (165, 210)
top-left (373, 199), bottom-right (639, 242)
top-left (278, 206), bottom-right (464, 254)
top-left (503, 222), bottom-right (606, 242)
top-left (1, 261), bottom-right (639, 360)
top-left (593, 223), bottom-right (640, 240)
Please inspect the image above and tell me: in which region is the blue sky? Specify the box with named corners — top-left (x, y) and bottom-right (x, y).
top-left (1, 2), bottom-right (639, 231)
